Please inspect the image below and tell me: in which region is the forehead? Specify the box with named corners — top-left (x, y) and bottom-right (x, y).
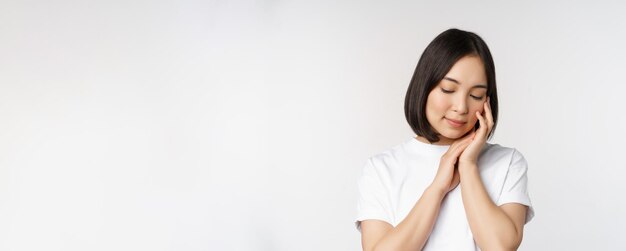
top-left (442, 55), bottom-right (487, 87)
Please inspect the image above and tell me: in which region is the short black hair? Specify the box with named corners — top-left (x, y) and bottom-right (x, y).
top-left (404, 28), bottom-right (499, 143)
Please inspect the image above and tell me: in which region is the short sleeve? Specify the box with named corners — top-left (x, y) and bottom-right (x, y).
top-left (496, 149), bottom-right (535, 224)
top-left (354, 158), bottom-right (393, 232)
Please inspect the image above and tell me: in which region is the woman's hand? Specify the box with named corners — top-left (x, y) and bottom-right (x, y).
top-left (459, 97), bottom-right (494, 165)
top-left (430, 131), bottom-right (475, 194)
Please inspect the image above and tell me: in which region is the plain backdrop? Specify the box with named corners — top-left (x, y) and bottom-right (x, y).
top-left (1, 0), bottom-right (626, 250)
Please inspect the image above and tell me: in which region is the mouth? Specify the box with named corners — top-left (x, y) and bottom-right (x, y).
top-left (445, 117), bottom-right (467, 128)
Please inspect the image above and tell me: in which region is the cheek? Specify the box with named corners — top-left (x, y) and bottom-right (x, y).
top-left (426, 92), bottom-right (450, 114)
top-left (469, 104), bottom-right (485, 122)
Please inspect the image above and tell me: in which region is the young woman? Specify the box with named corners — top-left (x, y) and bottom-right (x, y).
top-left (354, 28), bottom-right (535, 251)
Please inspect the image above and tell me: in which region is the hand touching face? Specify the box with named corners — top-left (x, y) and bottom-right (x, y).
top-left (425, 55), bottom-right (488, 144)
top-left (459, 97), bottom-right (494, 164)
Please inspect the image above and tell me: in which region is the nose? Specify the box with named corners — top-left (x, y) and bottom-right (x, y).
top-left (452, 95), bottom-right (469, 115)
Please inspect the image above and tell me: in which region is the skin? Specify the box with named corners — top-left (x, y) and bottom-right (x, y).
top-left (420, 54), bottom-right (489, 146)
top-left (361, 55), bottom-right (529, 251)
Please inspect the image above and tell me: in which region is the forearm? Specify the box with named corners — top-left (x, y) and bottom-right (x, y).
top-left (372, 186), bottom-right (446, 251)
top-left (459, 163), bottom-right (521, 250)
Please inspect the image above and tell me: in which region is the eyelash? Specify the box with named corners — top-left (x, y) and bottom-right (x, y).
top-left (440, 88), bottom-right (484, 100)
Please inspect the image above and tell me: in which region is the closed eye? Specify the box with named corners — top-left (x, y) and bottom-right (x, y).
top-left (442, 88), bottom-right (484, 100)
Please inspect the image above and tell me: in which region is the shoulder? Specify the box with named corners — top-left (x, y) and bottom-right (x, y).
top-left (360, 142), bottom-right (408, 178)
top-left (481, 143), bottom-right (528, 168)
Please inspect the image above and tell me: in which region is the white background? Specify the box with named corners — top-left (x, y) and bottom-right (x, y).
top-left (1, 0), bottom-right (625, 250)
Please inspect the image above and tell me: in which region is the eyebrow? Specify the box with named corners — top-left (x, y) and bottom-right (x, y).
top-left (443, 77), bottom-right (487, 89)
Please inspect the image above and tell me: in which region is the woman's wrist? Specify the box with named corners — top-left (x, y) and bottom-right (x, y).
top-left (426, 185), bottom-right (447, 198)
top-left (458, 161), bottom-right (478, 174)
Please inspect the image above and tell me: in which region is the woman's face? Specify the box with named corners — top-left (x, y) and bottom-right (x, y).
top-left (425, 55), bottom-right (488, 145)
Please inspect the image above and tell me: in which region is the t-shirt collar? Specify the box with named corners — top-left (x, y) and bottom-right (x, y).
top-left (405, 136), bottom-right (450, 156)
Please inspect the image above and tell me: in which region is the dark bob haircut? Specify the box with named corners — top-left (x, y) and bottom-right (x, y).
top-left (404, 28), bottom-right (499, 143)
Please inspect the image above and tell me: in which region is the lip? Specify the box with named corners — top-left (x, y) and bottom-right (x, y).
top-left (445, 118), bottom-right (467, 128)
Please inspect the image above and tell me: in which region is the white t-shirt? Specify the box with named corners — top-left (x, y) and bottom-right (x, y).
top-left (354, 137), bottom-right (535, 250)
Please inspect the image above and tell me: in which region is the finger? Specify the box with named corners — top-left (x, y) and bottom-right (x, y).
top-left (449, 132), bottom-right (474, 153)
top-left (450, 131), bottom-right (473, 148)
top-left (450, 138), bottom-right (472, 157)
top-left (475, 111), bottom-right (487, 139)
top-left (446, 131), bottom-right (476, 160)
top-left (445, 141), bottom-right (467, 163)
top-left (484, 98), bottom-right (494, 132)
top-left (467, 130), bottom-right (476, 140)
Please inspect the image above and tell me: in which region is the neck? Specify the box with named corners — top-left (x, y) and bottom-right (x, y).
top-left (415, 135), bottom-right (453, 146)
